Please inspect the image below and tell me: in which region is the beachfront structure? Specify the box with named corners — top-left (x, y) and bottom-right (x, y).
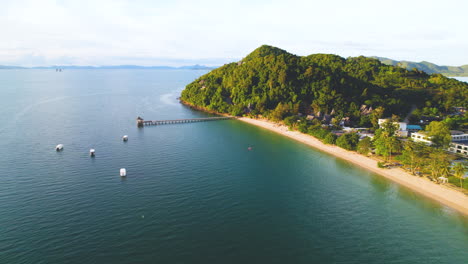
top-left (137, 116), bottom-right (144, 127)
top-left (412, 131), bottom-right (468, 157)
top-left (448, 131), bottom-right (468, 157)
top-left (378, 119), bottom-right (409, 137)
top-left (437, 177), bottom-right (449, 183)
top-left (449, 142), bottom-right (468, 157)
top-left (342, 127), bottom-right (374, 139)
top-left (411, 132), bottom-right (432, 145)
top-left (450, 131), bottom-right (468, 141)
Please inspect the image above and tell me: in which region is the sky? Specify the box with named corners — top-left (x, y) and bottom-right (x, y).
top-left (1, 0), bottom-right (467, 66)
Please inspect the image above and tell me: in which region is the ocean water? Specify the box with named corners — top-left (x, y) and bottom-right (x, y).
top-left (0, 69), bottom-right (467, 264)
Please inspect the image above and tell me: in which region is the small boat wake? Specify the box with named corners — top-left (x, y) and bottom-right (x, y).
top-left (160, 92), bottom-right (179, 106)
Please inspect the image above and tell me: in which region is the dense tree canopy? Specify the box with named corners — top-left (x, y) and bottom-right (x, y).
top-left (424, 121), bottom-right (452, 148)
top-left (181, 45), bottom-right (468, 126)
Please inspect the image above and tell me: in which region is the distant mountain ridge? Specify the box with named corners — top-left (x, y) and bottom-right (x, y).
top-left (0, 64), bottom-right (217, 70)
top-left (372, 57), bottom-right (468, 76)
top-left (2, 58), bottom-right (467, 76)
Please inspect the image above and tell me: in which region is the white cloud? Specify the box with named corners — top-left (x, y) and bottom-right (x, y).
top-left (1, 0), bottom-right (467, 66)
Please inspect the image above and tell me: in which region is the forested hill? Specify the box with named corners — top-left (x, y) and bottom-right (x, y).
top-left (373, 56), bottom-right (468, 77)
top-left (181, 45), bottom-right (468, 126)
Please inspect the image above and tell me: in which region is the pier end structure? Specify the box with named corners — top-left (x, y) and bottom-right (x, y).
top-left (137, 116), bottom-right (144, 127)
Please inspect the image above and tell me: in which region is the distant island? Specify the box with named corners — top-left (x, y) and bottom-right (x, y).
top-left (3, 57), bottom-right (468, 76)
top-left (0, 64), bottom-right (217, 70)
top-left (373, 56), bottom-right (468, 77)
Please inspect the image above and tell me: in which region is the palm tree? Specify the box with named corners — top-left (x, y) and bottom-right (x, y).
top-left (429, 159), bottom-right (441, 181)
top-left (440, 165), bottom-right (450, 179)
top-left (452, 162), bottom-right (467, 189)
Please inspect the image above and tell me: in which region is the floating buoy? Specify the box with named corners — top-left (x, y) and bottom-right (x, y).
top-left (122, 135), bottom-right (128, 141)
top-left (248, 146), bottom-right (252, 151)
top-left (90, 149), bottom-right (95, 156)
top-left (120, 168), bottom-right (127, 177)
top-left (55, 144), bottom-right (64, 151)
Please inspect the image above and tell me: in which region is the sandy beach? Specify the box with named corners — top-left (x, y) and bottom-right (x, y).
top-left (239, 117), bottom-right (468, 216)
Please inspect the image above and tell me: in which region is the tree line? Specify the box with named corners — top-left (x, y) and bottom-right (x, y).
top-left (181, 45), bottom-right (468, 126)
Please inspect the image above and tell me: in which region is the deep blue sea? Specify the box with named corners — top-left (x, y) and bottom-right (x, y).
top-left (0, 70), bottom-right (467, 264)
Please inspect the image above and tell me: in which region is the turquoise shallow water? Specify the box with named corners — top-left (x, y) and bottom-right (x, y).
top-left (0, 70), bottom-right (467, 264)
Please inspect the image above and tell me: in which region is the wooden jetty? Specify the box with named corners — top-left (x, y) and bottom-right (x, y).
top-left (136, 116), bottom-right (235, 127)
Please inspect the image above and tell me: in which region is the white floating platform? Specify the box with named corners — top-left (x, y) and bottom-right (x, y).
top-left (55, 144), bottom-right (64, 151)
top-left (120, 168), bottom-right (127, 177)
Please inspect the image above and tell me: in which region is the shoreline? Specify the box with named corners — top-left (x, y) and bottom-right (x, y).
top-left (238, 117), bottom-right (468, 217)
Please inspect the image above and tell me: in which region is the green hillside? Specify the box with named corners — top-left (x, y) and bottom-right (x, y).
top-left (181, 45), bottom-right (468, 126)
top-left (373, 57), bottom-right (468, 76)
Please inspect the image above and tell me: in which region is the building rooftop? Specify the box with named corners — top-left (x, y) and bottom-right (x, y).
top-left (407, 125), bottom-right (422, 130)
top-left (450, 130), bottom-right (465, 135)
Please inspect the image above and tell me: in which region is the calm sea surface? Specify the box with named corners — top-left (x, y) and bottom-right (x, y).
top-left (0, 70), bottom-right (467, 264)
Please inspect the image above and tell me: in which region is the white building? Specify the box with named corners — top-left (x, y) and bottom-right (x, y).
top-left (378, 119), bottom-right (408, 137)
top-left (449, 131), bottom-right (468, 157)
top-left (410, 132), bottom-right (432, 145)
top-left (449, 142), bottom-right (468, 156)
top-left (411, 131), bottom-right (468, 157)
top-left (451, 132), bottom-right (468, 141)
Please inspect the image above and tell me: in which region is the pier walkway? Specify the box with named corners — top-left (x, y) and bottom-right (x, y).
top-left (136, 116), bottom-right (235, 126)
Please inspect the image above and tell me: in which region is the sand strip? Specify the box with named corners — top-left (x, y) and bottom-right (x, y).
top-left (238, 117), bottom-right (468, 216)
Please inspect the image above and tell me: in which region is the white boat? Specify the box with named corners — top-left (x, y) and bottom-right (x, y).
top-left (122, 135), bottom-right (128, 141)
top-left (55, 144), bottom-right (64, 151)
top-left (90, 149), bottom-right (95, 156)
top-left (120, 168), bottom-right (127, 177)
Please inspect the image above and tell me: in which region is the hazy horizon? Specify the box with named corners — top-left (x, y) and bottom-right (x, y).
top-left (2, 0), bottom-right (468, 67)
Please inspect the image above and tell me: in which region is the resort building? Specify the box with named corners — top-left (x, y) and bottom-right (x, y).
top-left (411, 130), bottom-right (468, 157)
top-left (407, 124), bottom-right (422, 133)
top-left (378, 119), bottom-right (422, 137)
top-left (449, 142), bottom-right (468, 157)
top-left (410, 132), bottom-right (432, 145)
top-left (342, 127), bottom-right (374, 139)
top-left (449, 131), bottom-right (468, 157)
top-left (450, 130), bottom-right (468, 141)
top-left (378, 119), bottom-right (406, 130)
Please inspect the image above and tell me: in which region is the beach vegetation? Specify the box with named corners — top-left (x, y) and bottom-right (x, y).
top-left (452, 162), bottom-right (466, 189)
top-left (323, 133), bottom-right (337, 145)
top-left (336, 133), bottom-right (360, 151)
top-left (357, 137), bottom-right (372, 155)
top-left (373, 121), bottom-right (400, 161)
